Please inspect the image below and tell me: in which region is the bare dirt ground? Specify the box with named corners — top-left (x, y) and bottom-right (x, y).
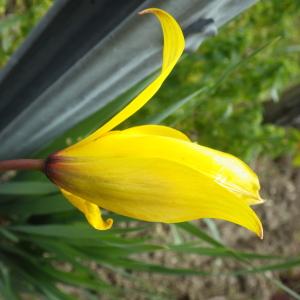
top-left (98, 157), bottom-right (300, 300)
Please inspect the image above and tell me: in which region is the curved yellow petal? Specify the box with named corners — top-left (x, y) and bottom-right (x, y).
top-left (109, 125), bottom-right (190, 141)
top-left (59, 132), bottom-right (262, 206)
top-left (50, 134), bottom-right (263, 237)
top-left (62, 125), bottom-right (190, 158)
top-left (60, 188), bottom-right (113, 230)
top-left (65, 8), bottom-right (184, 151)
top-left (53, 158), bottom-right (262, 238)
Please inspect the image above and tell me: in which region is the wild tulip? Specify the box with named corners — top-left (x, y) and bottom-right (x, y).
top-left (0, 8), bottom-right (264, 238)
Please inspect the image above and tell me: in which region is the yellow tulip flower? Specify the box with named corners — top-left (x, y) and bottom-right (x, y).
top-left (44, 8), bottom-right (264, 238)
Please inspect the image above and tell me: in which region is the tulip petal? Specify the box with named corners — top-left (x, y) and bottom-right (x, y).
top-left (52, 133), bottom-right (263, 237)
top-left (60, 131), bottom-right (262, 206)
top-left (60, 188), bottom-right (113, 230)
top-left (65, 8), bottom-right (184, 151)
top-left (62, 125), bottom-right (190, 157)
top-left (121, 125), bottom-right (191, 141)
top-left (55, 158), bottom-right (262, 238)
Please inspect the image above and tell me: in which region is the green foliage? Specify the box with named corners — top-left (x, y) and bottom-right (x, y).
top-left (1, 189), bottom-right (299, 299)
top-left (0, 0), bottom-right (52, 67)
top-left (132, 0), bottom-right (300, 162)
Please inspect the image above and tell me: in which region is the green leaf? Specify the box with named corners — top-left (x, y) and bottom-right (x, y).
top-left (0, 248), bottom-right (76, 300)
top-left (79, 244), bottom-right (166, 258)
top-left (176, 222), bottom-right (224, 247)
top-left (0, 181), bottom-right (58, 195)
top-left (0, 228), bottom-right (19, 243)
top-left (169, 244), bottom-right (283, 260)
top-left (0, 262), bottom-right (20, 300)
top-left (145, 87), bottom-right (208, 124)
top-left (234, 257), bottom-right (300, 274)
top-left (0, 195), bottom-right (73, 217)
top-left (93, 257), bottom-right (211, 276)
top-left (36, 73), bottom-right (156, 158)
top-left (146, 38), bottom-right (281, 125)
top-left (10, 224), bottom-right (146, 240)
top-left (270, 278), bottom-right (300, 300)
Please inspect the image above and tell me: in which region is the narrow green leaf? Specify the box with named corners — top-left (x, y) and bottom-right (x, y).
top-left (0, 249), bottom-right (76, 300)
top-left (37, 73), bottom-right (156, 158)
top-left (37, 263), bottom-right (112, 292)
top-left (169, 245), bottom-right (284, 260)
top-left (0, 181), bottom-right (57, 195)
top-left (176, 222), bottom-right (224, 247)
top-left (234, 258), bottom-right (300, 274)
top-left (146, 37), bottom-right (281, 124)
top-left (0, 262), bottom-right (20, 300)
top-left (80, 244), bottom-right (165, 258)
top-left (94, 257), bottom-right (211, 276)
top-left (145, 87), bottom-right (208, 124)
top-left (0, 195), bottom-right (73, 217)
top-left (270, 278), bottom-right (300, 300)
top-left (0, 228), bottom-right (19, 242)
top-left (10, 224), bottom-right (145, 239)
top-left (203, 219), bottom-right (222, 243)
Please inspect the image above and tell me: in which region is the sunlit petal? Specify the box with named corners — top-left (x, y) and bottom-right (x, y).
top-left (59, 130), bottom-right (262, 205)
top-left (64, 8), bottom-right (184, 152)
top-left (53, 157), bottom-right (262, 238)
top-left (121, 125), bottom-right (191, 141)
top-left (50, 132), bottom-right (263, 237)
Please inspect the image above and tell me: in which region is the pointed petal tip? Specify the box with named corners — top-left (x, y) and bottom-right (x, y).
top-left (258, 226), bottom-right (264, 240)
top-left (248, 193), bottom-right (266, 206)
top-left (253, 215), bottom-right (264, 239)
top-left (256, 191), bottom-right (266, 204)
top-left (138, 8), bottom-right (157, 15)
top-left (138, 10), bottom-right (147, 15)
top-left (253, 212), bottom-right (264, 239)
top-left (252, 197), bottom-right (265, 206)
top-left (258, 196), bottom-right (266, 204)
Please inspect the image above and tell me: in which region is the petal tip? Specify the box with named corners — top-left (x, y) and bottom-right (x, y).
top-left (251, 196), bottom-right (265, 206)
top-left (105, 218), bottom-right (114, 229)
top-left (255, 218), bottom-right (264, 239)
top-left (138, 8), bottom-right (156, 15)
top-left (94, 217), bottom-right (114, 231)
top-left (257, 197), bottom-right (265, 205)
top-left (258, 227), bottom-right (264, 240)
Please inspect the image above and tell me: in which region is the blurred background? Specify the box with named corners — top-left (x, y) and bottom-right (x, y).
top-left (0, 0), bottom-right (299, 299)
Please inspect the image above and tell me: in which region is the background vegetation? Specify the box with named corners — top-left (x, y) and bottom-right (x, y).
top-left (0, 0), bottom-right (299, 299)
top-left (132, 0), bottom-right (300, 162)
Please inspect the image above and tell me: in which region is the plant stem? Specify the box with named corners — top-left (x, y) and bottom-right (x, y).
top-left (0, 159), bottom-right (45, 172)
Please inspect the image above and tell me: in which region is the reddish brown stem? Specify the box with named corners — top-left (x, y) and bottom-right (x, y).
top-left (0, 159), bottom-right (45, 172)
